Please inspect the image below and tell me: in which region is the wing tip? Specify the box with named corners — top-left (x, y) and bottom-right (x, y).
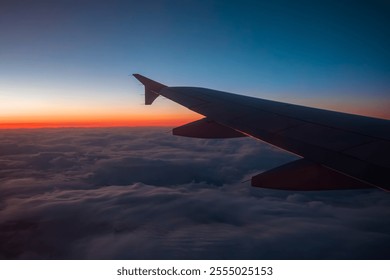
top-left (132, 74), bottom-right (167, 89)
top-left (132, 73), bottom-right (141, 80)
top-left (132, 74), bottom-right (167, 105)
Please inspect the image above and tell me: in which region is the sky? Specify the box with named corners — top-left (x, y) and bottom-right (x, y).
top-left (1, 127), bottom-right (389, 259)
top-left (1, 0), bottom-right (389, 128)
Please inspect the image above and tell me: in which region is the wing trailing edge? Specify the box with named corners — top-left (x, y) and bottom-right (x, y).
top-left (173, 118), bottom-right (246, 138)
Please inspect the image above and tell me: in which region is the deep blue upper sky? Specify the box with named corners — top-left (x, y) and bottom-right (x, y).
top-left (1, 0), bottom-right (389, 123)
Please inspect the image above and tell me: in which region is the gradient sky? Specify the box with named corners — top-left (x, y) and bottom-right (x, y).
top-left (1, 0), bottom-right (389, 127)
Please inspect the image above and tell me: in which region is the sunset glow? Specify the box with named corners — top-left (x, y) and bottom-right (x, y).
top-left (0, 100), bottom-right (201, 129)
top-left (1, 90), bottom-right (388, 129)
top-left (0, 115), bottom-right (200, 129)
top-left (1, 99), bottom-right (388, 129)
top-left (1, 0), bottom-right (389, 129)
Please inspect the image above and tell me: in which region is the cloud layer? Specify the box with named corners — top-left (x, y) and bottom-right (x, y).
top-left (0, 127), bottom-right (389, 259)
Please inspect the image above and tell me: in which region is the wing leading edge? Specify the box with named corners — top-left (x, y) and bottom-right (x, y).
top-left (133, 74), bottom-right (390, 191)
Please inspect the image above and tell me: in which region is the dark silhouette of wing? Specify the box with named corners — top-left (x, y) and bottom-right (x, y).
top-left (133, 74), bottom-right (390, 191)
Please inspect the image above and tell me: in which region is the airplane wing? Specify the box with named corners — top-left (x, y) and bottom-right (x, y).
top-left (133, 74), bottom-right (390, 191)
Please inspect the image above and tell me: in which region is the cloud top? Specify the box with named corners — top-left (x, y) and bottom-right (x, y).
top-left (0, 128), bottom-right (389, 259)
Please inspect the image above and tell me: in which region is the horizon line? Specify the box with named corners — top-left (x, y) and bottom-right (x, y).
top-left (0, 119), bottom-right (197, 129)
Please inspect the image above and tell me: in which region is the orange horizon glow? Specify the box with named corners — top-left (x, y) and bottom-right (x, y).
top-left (0, 114), bottom-right (202, 129)
top-left (1, 98), bottom-right (388, 130)
top-left (2, 110), bottom-right (388, 130)
top-left (0, 99), bottom-right (204, 129)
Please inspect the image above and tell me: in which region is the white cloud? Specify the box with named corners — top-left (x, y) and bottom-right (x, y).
top-left (0, 128), bottom-right (388, 259)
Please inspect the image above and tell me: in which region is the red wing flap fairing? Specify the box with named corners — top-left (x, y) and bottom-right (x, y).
top-left (251, 159), bottom-right (375, 190)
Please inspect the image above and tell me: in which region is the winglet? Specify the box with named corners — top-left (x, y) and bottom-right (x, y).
top-left (133, 74), bottom-right (167, 105)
